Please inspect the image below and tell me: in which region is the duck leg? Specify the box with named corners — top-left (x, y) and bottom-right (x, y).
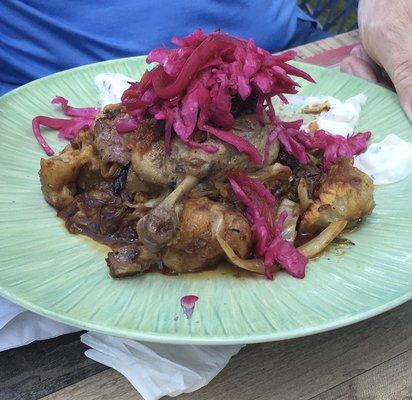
top-left (136, 175), bottom-right (198, 252)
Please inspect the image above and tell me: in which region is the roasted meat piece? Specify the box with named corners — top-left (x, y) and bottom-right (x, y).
top-left (106, 245), bottom-right (159, 278)
top-left (300, 158), bottom-right (375, 233)
top-left (132, 113), bottom-right (279, 187)
top-left (162, 197), bottom-right (252, 273)
top-left (39, 142), bottom-right (100, 209)
top-left (131, 112), bottom-right (279, 250)
top-left (94, 105), bottom-right (279, 187)
top-left (108, 197), bottom-right (252, 276)
top-left (93, 104), bottom-right (163, 165)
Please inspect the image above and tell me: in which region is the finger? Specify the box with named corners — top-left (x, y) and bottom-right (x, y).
top-left (380, 69), bottom-right (395, 90)
top-left (340, 55), bottom-right (379, 83)
top-left (350, 45), bottom-right (395, 87)
top-left (351, 44), bottom-right (374, 64)
top-left (350, 45), bottom-right (382, 77)
top-left (392, 61), bottom-right (412, 121)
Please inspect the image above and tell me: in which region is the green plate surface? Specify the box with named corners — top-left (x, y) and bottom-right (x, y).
top-left (0, 58), bottom-right (411, 344)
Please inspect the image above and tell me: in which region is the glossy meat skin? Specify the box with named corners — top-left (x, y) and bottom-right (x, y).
top-left (300, 158), bottom-right (375, 234)
top-left (132, 113), bottom-right (279, 186)
top-left (162, 197), bottom-right (253, 273)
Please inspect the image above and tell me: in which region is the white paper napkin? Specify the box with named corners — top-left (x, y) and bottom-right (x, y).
top-left (0, 296), bottom-right (242, 399)
top-left (0, 296), bottom-right (80, 352)
top-left (82, 332), bottom-right (242, 400)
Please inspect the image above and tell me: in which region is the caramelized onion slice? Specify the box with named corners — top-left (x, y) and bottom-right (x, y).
top-left (211, 210), bottom-right (265, 275)
top-left (249, 162), bottom-right (292, 183)
top-left (216, 235), bottom-right (265, 274)
top-left (298, 220), bottom-right (348, 259)
top-left (297, 178), bottom-right (313, 213)
top-left (100, 162), bottom-right (120, 178)
top-left (276, 198), bottom-right (300, 243)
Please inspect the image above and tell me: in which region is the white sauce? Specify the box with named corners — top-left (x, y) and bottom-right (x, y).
top-left (315, 94), bottom-right (367, 136)
top-left (354, 134), bottom-right (412, 185)
top-left (289, 93), bottom-right (367, 136)
top-left (94, 73), bottom-right (135, 107)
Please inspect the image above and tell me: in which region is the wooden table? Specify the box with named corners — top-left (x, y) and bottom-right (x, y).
top-left (1, 30), bottom-right (411, 400)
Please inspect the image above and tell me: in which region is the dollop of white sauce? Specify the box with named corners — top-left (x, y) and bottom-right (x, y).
top-left (289, 93), bottom-right (367, 136)
top-left (94, 73), bottom-right (135, 107)
top-left (315, 94), bottom-right (367, 136)
top-left (354, 134), bottom-right (412, 185)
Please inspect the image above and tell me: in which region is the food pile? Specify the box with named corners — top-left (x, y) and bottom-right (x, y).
top-left (36, 30), bottom-right (375, 279)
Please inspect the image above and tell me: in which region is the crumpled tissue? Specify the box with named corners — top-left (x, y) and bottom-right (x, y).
top-left (81, 332), bottom-right (243, 400)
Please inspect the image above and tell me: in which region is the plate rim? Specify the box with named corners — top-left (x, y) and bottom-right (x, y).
top-left (0, 286), bottom-right (410, 344)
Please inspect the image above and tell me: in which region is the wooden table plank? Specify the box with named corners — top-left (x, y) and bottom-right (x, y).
top-left (40, 301), bottom-right (411, 400)
top-left (41, 369), bottom-right (140, 400)
top-left (294, 30), bottom-right (359, 60)
top-left (312, 350), bottom-right (412, 400)
top-left (0, 332), bottom-right (107, 400)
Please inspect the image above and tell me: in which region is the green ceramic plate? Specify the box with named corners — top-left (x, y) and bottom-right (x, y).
top-left (0, 58), bottom-right (411, 344)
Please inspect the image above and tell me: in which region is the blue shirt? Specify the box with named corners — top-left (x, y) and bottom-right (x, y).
top-left (0, 0), bottom-right (318, 95)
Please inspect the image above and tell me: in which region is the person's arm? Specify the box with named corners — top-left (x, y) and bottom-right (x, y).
top-left (341, 0), bottom-right (412, 121)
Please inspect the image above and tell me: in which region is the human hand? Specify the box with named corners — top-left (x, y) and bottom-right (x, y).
top-left (340, 0), bottom-right (412, 121)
